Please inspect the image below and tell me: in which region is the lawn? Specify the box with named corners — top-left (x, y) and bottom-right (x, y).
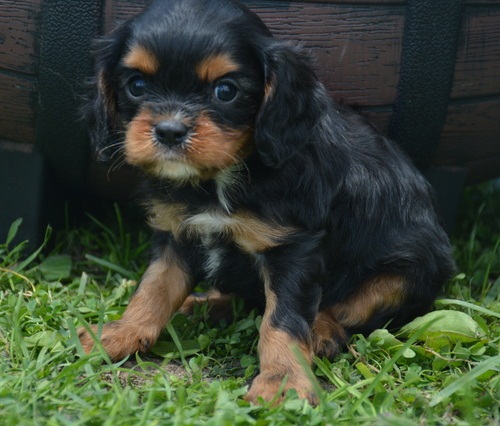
top-left (0, 183), bottom-right (498, 425)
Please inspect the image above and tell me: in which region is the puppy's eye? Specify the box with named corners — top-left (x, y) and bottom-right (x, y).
top-left (127, 76), bottom-right (147, 98)
top-left (213, 81), bottom-right (238, 102)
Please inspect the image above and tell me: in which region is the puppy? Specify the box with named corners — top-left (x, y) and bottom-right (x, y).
top-left (79, 0), bottom-right (455, 404)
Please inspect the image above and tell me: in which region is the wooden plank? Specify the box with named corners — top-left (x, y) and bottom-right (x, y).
top-left (104, 0), bottom-right (407, 27)
top-left (452, 8), bottom-right (500, 99)
top-left (433, 98), bottom-right (500, 183)
top-left (253, 4), bottom-right (404, 106)
top-left (355, 100), bottom-right (500, 185)
top-left (106, 1), bottom-right (404, 106)
top-left (0, 72), bottom-right (36, 144)
top-left (0, 0), bottom-right (40, 75)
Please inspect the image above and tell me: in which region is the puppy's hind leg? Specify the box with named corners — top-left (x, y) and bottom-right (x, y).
top-left (178, 289), bottom-right (236, 321)
top-left (78, 244), bottom-right (192, 361)
top-left (312, 274), bottom-right (408, 358)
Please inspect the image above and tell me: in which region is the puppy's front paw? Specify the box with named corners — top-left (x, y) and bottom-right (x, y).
top-left (245, 372), bottom-right (318, 406)
top-left (77, 321), bottom-right (158, 361)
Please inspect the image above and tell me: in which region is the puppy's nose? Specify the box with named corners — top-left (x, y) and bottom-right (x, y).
top-left (154, 121), bottom-right (188, 147)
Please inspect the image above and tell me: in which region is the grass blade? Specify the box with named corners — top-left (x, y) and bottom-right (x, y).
top-left (430, 355), bottom-right (500, 407)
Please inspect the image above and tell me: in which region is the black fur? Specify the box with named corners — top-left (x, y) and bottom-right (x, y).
top-left (83, 0), bottom-right (455, 401)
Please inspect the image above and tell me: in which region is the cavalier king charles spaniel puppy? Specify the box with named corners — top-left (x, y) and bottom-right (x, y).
top-left (78, 0), bottom-right (455, 404)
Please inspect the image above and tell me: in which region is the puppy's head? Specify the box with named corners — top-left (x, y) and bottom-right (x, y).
top-left (87, 0), bottom-right (323, 180)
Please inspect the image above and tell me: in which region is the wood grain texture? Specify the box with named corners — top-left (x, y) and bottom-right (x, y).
top-left (0, 71), bottom-right (36, 143)
top-left (433, 98), bottom-right (500, 183)
top-left (106, 1), bottom-right (405, 106)
top-left (253, 4), bottom-right (405, 106)
top-left (452, 8), bottom-right (500, 99)
top-left (106, 1), bottom-right (500, 103)
top-left (0, 0), bottom-right (40, 75)
top-left (357, 101), bottom-right (500, 185)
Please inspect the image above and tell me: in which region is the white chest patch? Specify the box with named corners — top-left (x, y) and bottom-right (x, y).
top-left (148, 201), bottom-right (295, 254)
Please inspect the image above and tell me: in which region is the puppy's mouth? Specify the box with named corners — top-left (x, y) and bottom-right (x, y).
top-left (124, 109), bottom-right (254, 181)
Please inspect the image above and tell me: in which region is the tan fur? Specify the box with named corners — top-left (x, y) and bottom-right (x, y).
top-left (123, 45), bottom-right (160, 74)
top-left (311, 311), bottom-right (347, 358)
top-left (147, 201), bottom-right (295, 253)
top-left (187, 113), bottom-right (254, 171)
top-left (311, 274), bottom-right (406, 358)
top-left (78, 247), bottom-right (191, 360)
top-left (196, 54), bottom-right (240, 82)
top-left (124, 109), bottom-right (158, 168)
top-left (147, 201), bottom-right (187, 238)
top-left (245, 270), bottom-right (317, 405)
top-left (263, 75), bottom-right (276, 103)
top-left (334, 274), bottom-right (406, 327)
top-left (178, 289), bottom-right (234, 320)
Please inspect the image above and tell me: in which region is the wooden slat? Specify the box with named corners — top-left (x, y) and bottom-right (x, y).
top-left (452, 8), bottom-right (500, 99)
top-left (253, 4), bottom-right (404, 106)
top-left (357, 100), bottom-right (500, 185)
top-left (433, 98), bottom-right (500, 183)
top-left (0, 0), bottom-right (40, 75)
top-left (0, 72), bottom-right (36, 144)
top-left (106, 1), bottom-right (404, 106)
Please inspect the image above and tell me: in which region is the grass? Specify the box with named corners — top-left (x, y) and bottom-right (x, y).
top-left (0, 185), bottom-right (499, 425)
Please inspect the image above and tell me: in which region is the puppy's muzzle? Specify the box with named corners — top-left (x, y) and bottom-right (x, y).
top-left (154, 120), bottom-right (189, 147)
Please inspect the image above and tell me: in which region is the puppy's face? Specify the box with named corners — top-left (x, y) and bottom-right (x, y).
top-left (88, 0), bottom-right (323, 179)
top-left (115, 19), bottom-right (265, 180)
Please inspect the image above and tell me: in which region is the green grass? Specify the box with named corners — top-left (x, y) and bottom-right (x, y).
top-left (1, 186), bottom-right (499, 425)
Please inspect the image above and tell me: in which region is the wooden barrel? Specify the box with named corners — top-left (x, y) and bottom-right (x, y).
top-left (1, 0), bottom-right (499, 241)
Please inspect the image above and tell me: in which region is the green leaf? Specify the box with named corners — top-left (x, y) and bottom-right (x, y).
top-left (39, 255), bottom-right (72, 281)
top-left (6, 218), bottom-right (23, 246)
top-left (239, 355), bottom-right (256, 368)
top-left (24, 330), bottom-right (63, 348)
top-left (368, 329), bottom-right (404, 352)
top-left (152, 339), bottom-right (200, 358)
top-left (435, 299), bottom-right (500, 319)
top-left (398, 310), bottom-right (487, 349)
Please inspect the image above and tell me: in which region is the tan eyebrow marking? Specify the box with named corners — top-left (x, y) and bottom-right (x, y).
top-left (123, 45), bottom-right (160, 75)
top-left (196, 54), bottom-right (240, 82)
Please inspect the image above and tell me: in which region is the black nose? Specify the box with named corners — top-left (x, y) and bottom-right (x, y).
top-left (154, 121), bottom-right (188, 147)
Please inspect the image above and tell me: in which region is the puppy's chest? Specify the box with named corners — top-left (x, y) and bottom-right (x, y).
top-left (147, 200), bottom-right (293, 254)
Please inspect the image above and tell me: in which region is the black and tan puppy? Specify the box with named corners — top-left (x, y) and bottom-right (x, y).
top-left (79, 0), bottom-right (455, 404)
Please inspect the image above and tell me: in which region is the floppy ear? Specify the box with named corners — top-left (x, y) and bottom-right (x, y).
top-left (84, 23), bottom-right (131, 161)
top-left (255, 43), bottom-right (324, 168)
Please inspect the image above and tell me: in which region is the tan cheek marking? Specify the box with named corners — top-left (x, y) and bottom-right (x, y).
top-left (196, 54), bottom-right (240, 82)
top-left (124, 110), bottom-right (157, 167)
top-left (333, 274), bottom-right (406, 327)
top-left (186, 113), bottom-right (253, 170)
top-left (123, 45), bottom-right (160, 75)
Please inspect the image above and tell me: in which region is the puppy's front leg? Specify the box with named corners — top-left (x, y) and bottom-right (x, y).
top-left (246, 236), bottom-right (322, 405)
top-left (78, 243), bottom-right (192, 361)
